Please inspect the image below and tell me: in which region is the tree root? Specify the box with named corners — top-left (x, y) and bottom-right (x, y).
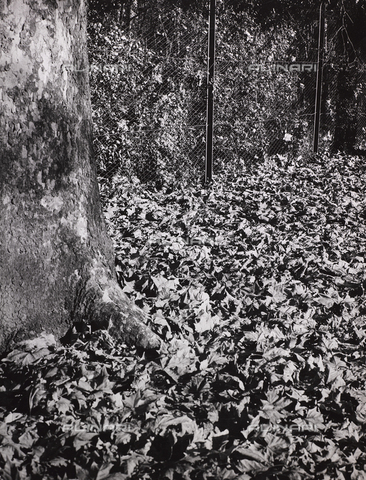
top-left (72, 262), bottom-right (161, 350)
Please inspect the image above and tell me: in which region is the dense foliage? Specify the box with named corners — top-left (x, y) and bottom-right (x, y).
top-left (88, 0), bottom-right (320, 186)
top-left (88, 0), bottom-right (366, 189)
top-left (2, 153), bottom-right (366, 479)
top-left (88, 1), bottom-right (208, 185)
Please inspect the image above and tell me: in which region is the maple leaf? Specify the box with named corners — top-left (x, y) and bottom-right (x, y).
top-left (355, 401), bottom-right (366, 424)
top-left (4, 413), bottom-right (24, 424)
top-left (264, 433), bottom-right (290, 459)
top-left (303, 408), bottom-right (325, 431)
top-left (96, 464), bottom-right (126, 480)
top-left (48, 456), bottom-right (68, 467)
top-left (18, 430), bottom-right (37, 449)
top-left (260, 390), bottom-right (292, 422)
top-left (195, 313), bottom-right (221, 333)
top-left (283, 361), bottom-right (298, 383)
top-left (120, 452), bottom-right (147, 476)
top-left (57, 397), bottom-right (72, 415)
top-left (236, 456), bottom-right (268, 474)
top-left (325, 361), bottom-right (346, 388)
top-left (307, 354), bottom-right (325, 372)
top-left (73, 432), bottom-right (98, 451)
top-left (333, 420), bottom-right (361, 441)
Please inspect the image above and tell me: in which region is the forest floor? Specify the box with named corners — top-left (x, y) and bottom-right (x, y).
top-left (1, 153), bottom-right (366, 479)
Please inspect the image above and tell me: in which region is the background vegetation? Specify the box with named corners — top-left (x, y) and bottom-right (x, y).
top-left (88, 0), bottom-right (366, 188)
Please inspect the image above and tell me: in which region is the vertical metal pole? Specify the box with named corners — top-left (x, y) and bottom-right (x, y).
top-left (205, 0), bottom-right (216, 183)
top-left (313, 1), bottom-right (325, 153)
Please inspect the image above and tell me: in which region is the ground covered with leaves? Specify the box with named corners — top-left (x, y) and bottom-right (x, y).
top-left (2, 154), bottom-right (366, 480)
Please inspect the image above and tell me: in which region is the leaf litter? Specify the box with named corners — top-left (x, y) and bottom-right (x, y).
top-left (1, 154), bottom-right (366, 479)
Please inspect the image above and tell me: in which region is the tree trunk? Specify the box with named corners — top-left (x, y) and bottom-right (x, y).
top-left (0, 0), bottom-right (160, 353)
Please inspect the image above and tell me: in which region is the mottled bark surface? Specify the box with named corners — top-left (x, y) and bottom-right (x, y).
top-left (0, 0), bottom-right (160, 352)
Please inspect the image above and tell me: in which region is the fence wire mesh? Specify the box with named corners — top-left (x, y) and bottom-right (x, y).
top-left (89, 3), bottom-right (208, 186)
top-left (321, 10), bottom-right (366, 154)
top-left (213, 8), bottom-right (318, 176)
top-left (88, 1), bottom-right (366, 188)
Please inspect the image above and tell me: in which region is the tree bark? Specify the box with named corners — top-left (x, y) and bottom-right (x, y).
top-left (0, 0), bottom-right (160, 353)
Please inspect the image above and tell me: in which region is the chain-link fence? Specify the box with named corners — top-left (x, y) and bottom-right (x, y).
top-left (213, 2), bottom-right (366, 176)
top-left (321, 9), bottom-right (366, 154)
top-left (213, 7), bottom-right (318, 176)
top-left (89, 3), bottom-right (208, 186)
top-left (88, 1), bottom-right (366, 187)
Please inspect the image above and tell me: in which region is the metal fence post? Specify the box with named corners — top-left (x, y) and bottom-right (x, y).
top-left (313, 0), bottom-right (325, 153)
top-left (205, 0), bottom-right (216, 183)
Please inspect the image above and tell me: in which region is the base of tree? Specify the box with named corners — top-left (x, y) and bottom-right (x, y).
top-left (72, 264), bottom-right (161, 350)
